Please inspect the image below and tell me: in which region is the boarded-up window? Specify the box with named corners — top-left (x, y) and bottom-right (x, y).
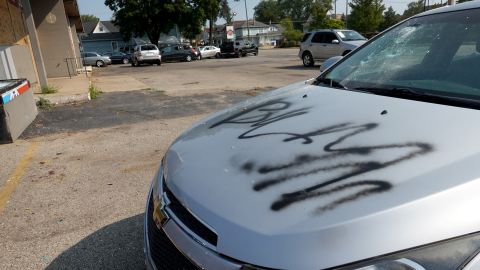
top-left (0, 0), bottom-right (28, 45)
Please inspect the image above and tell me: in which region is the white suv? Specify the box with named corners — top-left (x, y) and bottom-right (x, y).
top-left (299, 29), bottom-right (367, 67)
top-left (132, 44), bottom-right (162, 67)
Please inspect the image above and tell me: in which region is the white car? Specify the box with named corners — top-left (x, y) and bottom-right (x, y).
top-left (299, 29), bottom-right (367, 67)
top-left (132, 44), bottom-right (161, 67)
top-left (145, 2), bottom-right (480, 270)
top-left (199, 46), bottom-right (221, 59)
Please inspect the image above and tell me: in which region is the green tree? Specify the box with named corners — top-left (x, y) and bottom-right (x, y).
top-left (348, 0), bottom-right (385, 33)
top-left (401, 0), bottom-right (424, 19)
top-left (308, 0), bottom-right (335, 30)
top-left (281, 18), bottom-right (303, 41)
top-left (198, 0), bottom-right (231, 44)
top-left (254, 0), bottom-right (284, 23)
top-left (401, 0), bottom-right (443, 19)
top-left (279, 0), bottom-right (314, 28)
top-left (105, 0), bottom-right (192, 45)
top-left (379, 6), bottom-right (400, 31)
top-left (324, 19), bottom-right (345, 29)
top-left (80, 14), bottom-right (99, 23)
top-left (220, 0), bottom-right (233, 24)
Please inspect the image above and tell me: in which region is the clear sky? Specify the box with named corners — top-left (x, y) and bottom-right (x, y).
top-left (77, 0), bottom-right (446, 25)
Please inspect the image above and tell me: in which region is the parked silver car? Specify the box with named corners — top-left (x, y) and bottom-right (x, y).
top-left (145, 2), bottom-right (480, 269)
top-left (199, 46), bottom-right (221, 59)
top-left (81, 52), bottom-right (111, 67)
top-left (132, 44), bottom-right (161, 67)
top-left (299, 29), bottom-right (367, 67)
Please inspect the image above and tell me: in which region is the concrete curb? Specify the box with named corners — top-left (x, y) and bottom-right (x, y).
top-left (34, 92), bottom-right (90, 105)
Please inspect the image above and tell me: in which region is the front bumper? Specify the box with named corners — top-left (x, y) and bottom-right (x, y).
top-left (144, 180), bottom-right (243, 270)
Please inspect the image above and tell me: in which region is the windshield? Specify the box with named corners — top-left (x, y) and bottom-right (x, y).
top-left (335, 30), bottom-right (366, 41)
top-left (322, 8), bottom-right (480, 104)
top-left (142, 45), bottom-right (157, 51)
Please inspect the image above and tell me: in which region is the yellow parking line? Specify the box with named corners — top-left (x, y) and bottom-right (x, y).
top-left (0, 142), bottom-right (39, 214)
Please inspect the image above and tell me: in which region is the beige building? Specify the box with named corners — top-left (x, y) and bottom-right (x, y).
top-left (0, 0), bottom-right (83, 87)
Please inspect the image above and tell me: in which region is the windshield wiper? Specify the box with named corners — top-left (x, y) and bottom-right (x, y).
top-left (316, 77), bottom-right (347, 89)
top-left (353, 86), bottom-right (480, 109)
top-left (353, 86), bottom-right (425, 97)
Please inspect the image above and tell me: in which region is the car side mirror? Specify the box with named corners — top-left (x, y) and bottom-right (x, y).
top-left (320, 56), bottom-right (343, 73)
top-left (332, 39), bottom-right (340, 44)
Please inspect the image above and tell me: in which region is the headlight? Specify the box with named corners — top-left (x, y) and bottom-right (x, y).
top-left (341, 231), bottom-right (480, 270)
top-left (242, 232), bottom-right (480, 270)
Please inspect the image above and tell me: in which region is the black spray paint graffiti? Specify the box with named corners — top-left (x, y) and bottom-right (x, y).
top-left (210, 99), bottom-right (433, 214)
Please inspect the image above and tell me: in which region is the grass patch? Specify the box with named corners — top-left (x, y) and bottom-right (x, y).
top-left (36, 97), bottom-right (53, 110)
top-left (89, 85), bottom-right (103, 99)
top-left (41, 85), bottom-right (58, 94)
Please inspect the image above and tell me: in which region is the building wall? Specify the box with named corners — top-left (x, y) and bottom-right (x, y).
top-left (69, 17), bottom-right (81, 62)
top-left (82, 40), bottom-right (127, 54)
top-left (30, 0), bottom-right (76, 78)
top-left (0, 0), bottom-right (37, 83)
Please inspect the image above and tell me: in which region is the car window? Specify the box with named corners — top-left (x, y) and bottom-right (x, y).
top-left (322, 33), bottom-right (337, 43)
top-left (142, 45), bottom-right (157, 51)
top-left (324, 8), bottom-right (480, 103)
top-left (86, 53), bottom-right (96, 57)
top-left (301, 33), bottom-right (312, 42)
top-left (161, 46), bottom-right (172, 53)
top-left (311, 32), bottom-right (324, 43)
top-left (335, 30), bottom-right (366, 41)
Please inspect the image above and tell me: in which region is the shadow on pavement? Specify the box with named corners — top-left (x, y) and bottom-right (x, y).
top-left (46, 214), bottom-right (145, 270)
top-left (22, 90), bottom-right (249, 138)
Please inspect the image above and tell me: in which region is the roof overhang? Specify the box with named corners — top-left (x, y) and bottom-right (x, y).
top-left (63, 0), bottom-right (83, 32)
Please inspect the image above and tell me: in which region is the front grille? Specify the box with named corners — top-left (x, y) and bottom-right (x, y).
top-left (164, 186), bottom-right (218, 246)
top-left (147, 196), bottom-right (199, 270)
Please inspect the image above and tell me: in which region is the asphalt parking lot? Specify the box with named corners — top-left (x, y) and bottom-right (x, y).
top-left (0, 48), bottom-right (318, 269)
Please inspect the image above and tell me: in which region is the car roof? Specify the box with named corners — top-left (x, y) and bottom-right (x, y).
top-left (307, 29), bottom-right (354, 34)
top-left (417, 1), bottom-right (480, 17)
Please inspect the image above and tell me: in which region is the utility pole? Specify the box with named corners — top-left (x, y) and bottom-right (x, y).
top-left (345, 0), bottom-right (348, 28)
top-left (448, 0), bottom-right (455, 5)
top-left (334, 0), bottom-right (337, 18)
top-left (244, 0), bottom-right (251, 42)
top-left (234, 0), bottom-right (250, 41)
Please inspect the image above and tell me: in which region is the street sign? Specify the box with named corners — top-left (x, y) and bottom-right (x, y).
top-left (226, 26), bottom-right (234, 40)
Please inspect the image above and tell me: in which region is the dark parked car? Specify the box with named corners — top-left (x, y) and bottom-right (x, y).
top-left (102, 51), bottom-right (131, 64)
top-left (220, 40), bottom-right (258, 58)
top-left (159, 44), bottom-right (198, 62)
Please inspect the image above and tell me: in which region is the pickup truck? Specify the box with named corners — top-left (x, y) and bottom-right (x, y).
top-left (220, 40), bottom-right (258, 58)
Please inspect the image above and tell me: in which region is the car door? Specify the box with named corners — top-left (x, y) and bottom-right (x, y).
top-left (322, 32), bottom-right (342, 58)
top-left (83, 53), bottom-right (96, 65)
top-left (160, 46), bottom-right (173, 61)
top-left (205, 46), bottom-right (214, 58)
top-left (112, 52), bottom-right (124, 62)
top-left (310, 32), bottom-right (326, 60)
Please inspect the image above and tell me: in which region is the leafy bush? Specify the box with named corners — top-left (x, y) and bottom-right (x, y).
top-left (41, 85), bottom-right (58, 94)
top-left (89, 85), bottom-right (102, 99)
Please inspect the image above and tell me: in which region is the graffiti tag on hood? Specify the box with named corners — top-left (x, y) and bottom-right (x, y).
top-left (210, 99), bottom-right (433, 214)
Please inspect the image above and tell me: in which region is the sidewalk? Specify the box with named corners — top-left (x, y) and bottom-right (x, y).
top-left (34, 72), bottom-right (91, 105)
top-left (91, 75), bottom-right (150, 93)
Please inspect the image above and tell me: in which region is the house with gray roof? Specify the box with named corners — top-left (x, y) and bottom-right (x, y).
top-left (79, 20), bottom-right (146, 54)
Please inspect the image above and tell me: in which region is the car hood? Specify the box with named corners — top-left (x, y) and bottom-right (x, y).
top-left (342, 40), bottom-right (367, 49)
top-left (164, 81), bottom-right (480, 269)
